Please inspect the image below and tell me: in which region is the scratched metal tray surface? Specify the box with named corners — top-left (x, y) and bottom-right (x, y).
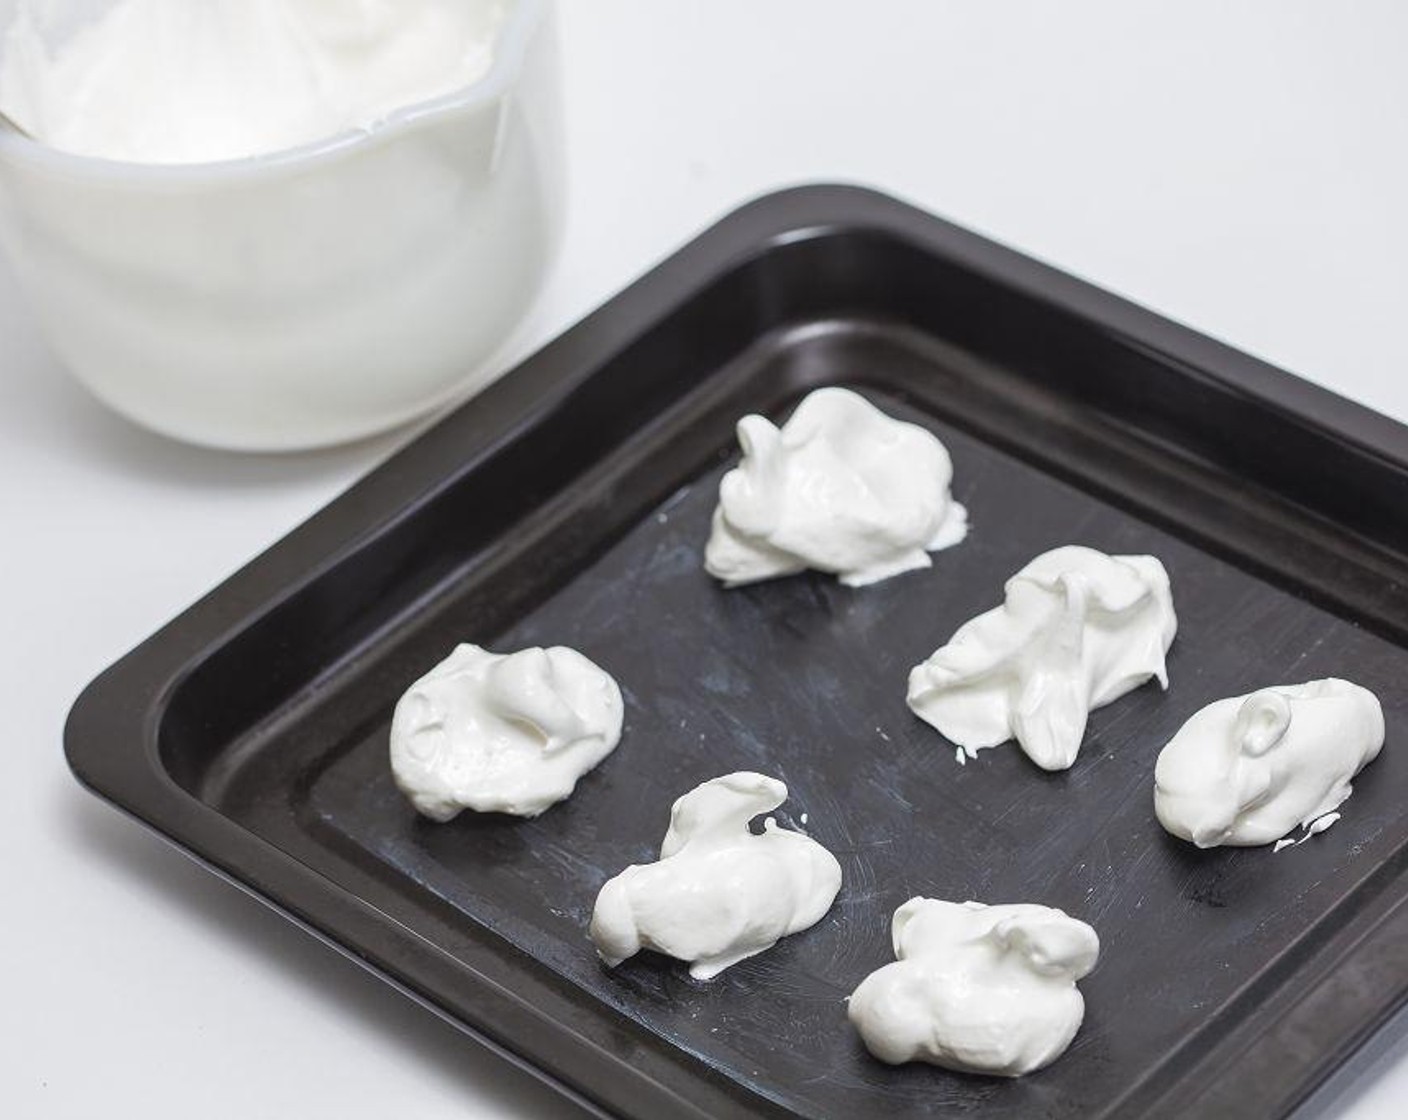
top-left (67, 186), bottom-right (1408, 1120)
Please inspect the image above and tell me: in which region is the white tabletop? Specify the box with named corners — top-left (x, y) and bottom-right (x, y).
top-left (6, 2), bottom-right (1408, 1116)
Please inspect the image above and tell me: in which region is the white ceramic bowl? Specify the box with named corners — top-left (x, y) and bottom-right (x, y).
top-left (0, 0), bottom-right (562, 450)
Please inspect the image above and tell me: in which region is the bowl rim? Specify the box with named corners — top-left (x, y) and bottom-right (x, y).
top-left (0, 0), bottom-right (548, 181)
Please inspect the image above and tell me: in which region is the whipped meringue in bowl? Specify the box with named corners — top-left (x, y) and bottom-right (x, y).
top-left (0, 0), bottom-right (562, 450)
top-left (0, 0), bottom-right (510, 164)
top-left (704, 387), bottom-right (968, 588)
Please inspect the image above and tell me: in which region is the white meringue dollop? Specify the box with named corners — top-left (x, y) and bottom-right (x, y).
top-left (1154, 678), bottom-right (1384, 848)
top-left (848, 898), bottom-right (1099, 1077)
top-left (589, 772), bottom-right (842, 979)
top-left (389, 643), bottom-right (624, 821)
top-left (907, 545), bottom-right (1177, 770)
top-left (704, 387), bottom-right (968, 588)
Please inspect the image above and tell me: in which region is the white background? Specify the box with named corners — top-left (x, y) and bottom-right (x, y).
top-left (5, 1), bottom-right (1408, 1116)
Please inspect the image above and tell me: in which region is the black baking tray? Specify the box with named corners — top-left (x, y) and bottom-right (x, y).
top-left (66, 185), bottom-right (1408, 1120)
